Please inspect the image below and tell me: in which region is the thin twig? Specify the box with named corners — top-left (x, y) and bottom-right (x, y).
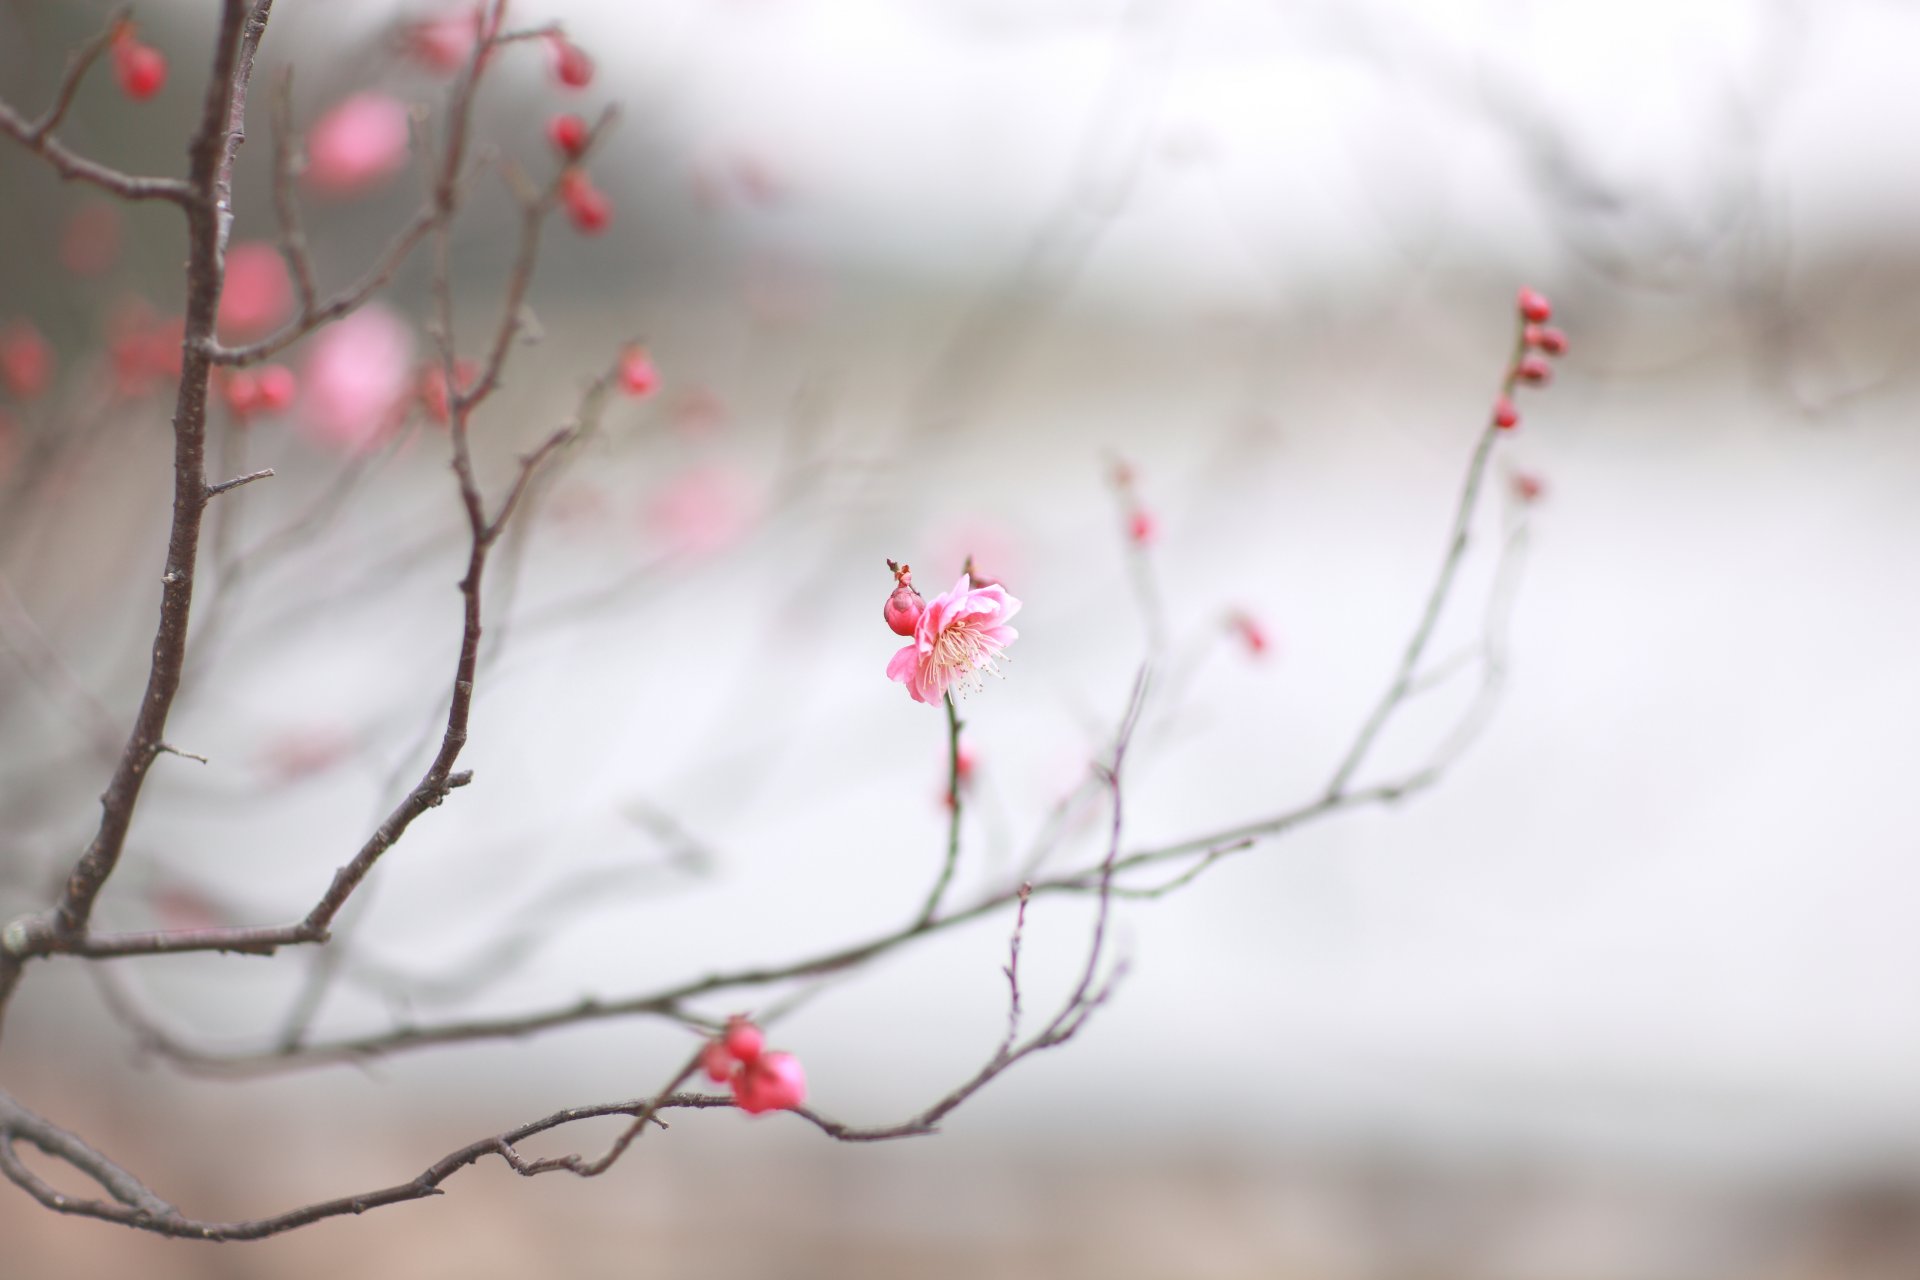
top-left (914, 694), bottom-right (966, 925)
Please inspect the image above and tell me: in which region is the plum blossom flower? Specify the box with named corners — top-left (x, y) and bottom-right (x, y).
top-left (886, 573), bottom-right (1020, 706)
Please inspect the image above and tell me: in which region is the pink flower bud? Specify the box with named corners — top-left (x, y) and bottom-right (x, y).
top-left (560, 169), bottom-right (613, 234)
top-left (618, 345), bottom-right (658, 397)
top-left (884, 584), bottom-right (924, 636)
top-left (1516, 354), bottom-right (1553, 386)
top-left (732, 1051), bottom-right (806, 1115)
top-left (549, 36), bottom-right (594, 89)
top-left (306, 93), bottom-right (412, 199)
top-left (700, 1039), bottom-right (735, 1084)
top-left (1493, 394), bottom-right (1519, 430)
top-left (1524, 324), bottom-right (1568, 356)
top-left (1516, 286), bottom-right (1552, 324)
top-left (547, 113), bottom-right (589, 159)
top-left (723, 1018), bottom-right (765, 1064)
top-left (1510, 470), bottom-right (1545, 504)
top-left (112, 28), bottom-right (167, 101)
top-left (1128, 509), bottom-right (1158, 545)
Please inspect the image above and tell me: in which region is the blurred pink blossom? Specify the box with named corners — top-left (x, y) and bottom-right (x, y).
top-left (0, 322), bottom-right (53, 401)
top-left (404, 8), bottom-right (481, 74)
top-left (298, 305), bottom-right (414, 452)
top-left (217, 242), bottom-right (293, 340)
top-left (887, 573), bottom-right (1021, 707)
top-left (645, 464), bottom-right (756, 557)
top-left (732, 1051), bottom-right (806, 1115)
top-left (306, 92), bottom-right (411, 198)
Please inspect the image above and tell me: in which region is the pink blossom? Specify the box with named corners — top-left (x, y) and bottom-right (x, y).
top-left (217, 242), bottom-right (293, 340)
top-left (732, 1051), bottom-right (806, 1115)
top-left (306, 92), bottom-right (411, 198)
top-left (297, 305), bottom-right (415, 452)
top-left (886, 573), bottom-right (1021, 706)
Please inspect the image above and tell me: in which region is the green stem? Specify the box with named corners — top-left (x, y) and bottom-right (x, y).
top-left (914, 694), bottom-right (965, 925)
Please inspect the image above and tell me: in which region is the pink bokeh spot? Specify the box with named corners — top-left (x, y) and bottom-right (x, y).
top-left (297, 305), bottom-right (415, 453)
top-left (646, 465), bottom-right (756, 558)
top-left (306, 92), bottom-right (412, 198)
top-left (217, 242), bottom-right (294, 340)
top-left (887, 573), bottom-right (1021, 707)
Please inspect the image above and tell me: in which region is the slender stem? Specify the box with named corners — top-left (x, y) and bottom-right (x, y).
top-left (1323, 319), bottom-right (1529, 798)
top-left (914, 694), bottom-right (965, 925)
top-left (37, 0), bottom-right (270, 966)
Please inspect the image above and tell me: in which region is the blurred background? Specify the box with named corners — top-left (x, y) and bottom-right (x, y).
top-left (2, 0), bottom-right (1919, 1275)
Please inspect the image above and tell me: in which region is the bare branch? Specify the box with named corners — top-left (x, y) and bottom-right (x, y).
top-left (0, 7), bottom-right (194, 205)
top-left (21, 1), bottom-right (275, 1016)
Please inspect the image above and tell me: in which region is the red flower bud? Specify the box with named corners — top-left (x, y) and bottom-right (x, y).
top-left (618, 345), bottom-right (658, 397)
top-left (884, 561), bottom-right (925, 636)
top-left (549, 36), bottom-right (594, 89)
top-left (1524, 324), bottom-right (1568, 356)
top-left (256, 365), bottom-right (297, 413)
top-left (1516, 286), bottom-right (1552, 324)
top-left (1493, 394), bottom-right (1519, 430)
top-left (560, 169), bottom-right (613, 235)
top-left (547, 113), bottom-right (589, 159)
top-left (1516, 354), bottom-right (1553, 386)
top-left (112, 28), bottom-right (167, 101)
top-left (723, 1017), bottom-right (765, 1064)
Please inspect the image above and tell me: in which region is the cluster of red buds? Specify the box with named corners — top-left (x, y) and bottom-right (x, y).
top-left (537, 32), bottom-right (611, 234)
top-left (700, 1017), bottom-right (807, 1115)
top-left (1492, 287), bottom-right (1568, 432)
top-left (111, 21), bottom-right (167, 102)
